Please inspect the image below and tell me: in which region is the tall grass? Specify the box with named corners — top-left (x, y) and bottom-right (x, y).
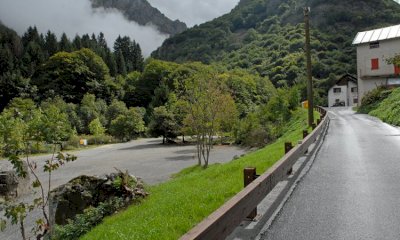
top-left (81, 109), bottom-right (310, 240)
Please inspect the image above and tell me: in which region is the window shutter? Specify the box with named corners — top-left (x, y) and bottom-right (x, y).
top-left (371, 58), bottom-right (379, 70)
top-left (395, 65), bottom-right (400, 75)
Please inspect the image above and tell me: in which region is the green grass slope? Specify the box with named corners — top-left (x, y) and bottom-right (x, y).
top-left (370, 88), bottom-right (400, 126)
top-left (81, 109), bottom-right (312, 240)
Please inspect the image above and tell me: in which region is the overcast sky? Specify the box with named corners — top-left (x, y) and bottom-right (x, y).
top-left (148, 0), bottom-right (240, 27)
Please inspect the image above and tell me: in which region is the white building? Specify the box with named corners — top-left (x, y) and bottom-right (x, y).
top-left (353, 24), bottom-right (400, 102)
top-left (328, 74), bottom-right (358, 107)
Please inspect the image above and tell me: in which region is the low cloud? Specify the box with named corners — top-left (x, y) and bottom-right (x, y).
top-left (0, 0), bottom-right (168, 56)
top-left (148, 0), bottom-right (240, 27)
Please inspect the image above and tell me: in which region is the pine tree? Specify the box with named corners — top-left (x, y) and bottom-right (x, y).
top-left (115, 49), bottom-right (127, 76)
top-left (73, 35), bottom-right (82, 50)
top-left (44, 30), bottom-right (58, 56)
top-left (21, 26), bottom-right (40, 46)
top-left (105, 50), bottom-right (117, 76)
top-left (59, 33), bottom-right (72, 52)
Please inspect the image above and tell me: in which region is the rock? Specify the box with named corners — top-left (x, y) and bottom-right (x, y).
top-left (0, 161), bottom-right (30, 198)
top-left (50, 171), bottom-right (148, 225)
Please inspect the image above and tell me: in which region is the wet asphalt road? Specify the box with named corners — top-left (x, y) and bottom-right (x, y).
top-left (261, 107), bottom-right (400, 240)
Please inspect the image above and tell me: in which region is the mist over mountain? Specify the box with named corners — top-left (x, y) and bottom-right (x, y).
top-left (0, 0), bottom-right (169, 56)
top-left (90, 0), bottom-right (187, 35)
top-left (148, 0), bottom-right (240, 27)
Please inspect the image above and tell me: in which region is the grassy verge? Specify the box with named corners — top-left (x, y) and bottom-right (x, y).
top-left (81, 109), bottom-right (312, 240)
top-left (357, 87), bottom-right (393, 114)
top-left (369, 87), bottom-right (400, 125)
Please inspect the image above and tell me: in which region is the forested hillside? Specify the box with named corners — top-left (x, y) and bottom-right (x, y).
top-left (152, 0), bottom-right (400, 97)
top-left (0, 18), bottom-right (299, 151)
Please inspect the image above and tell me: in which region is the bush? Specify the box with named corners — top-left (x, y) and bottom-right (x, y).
top-left (64, 134), bottom-right (117, 150)
top-left (370, 88), bottom-right (400, 126)
top-left (54, 197), bottom-right (125, 240)
top-left (358, 87), bottom-right (393, 113)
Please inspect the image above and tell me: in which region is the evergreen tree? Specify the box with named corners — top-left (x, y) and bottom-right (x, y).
top-left (115, 49), bottom-right (127, 76)
top-left (59, 33), bottom-right (72, 52)
top-left (21, 26), bottom-right (40, 46)
top-left (81, 34), bottom-right (91, 48)
top-left (44, 30), bottom-right (58, 56)
top-left (73, 35), bottom-right (82, 50)
top-left (97, 32), bottom-right (108, 50)
top-left (105, 50), bottom-right (117, 76)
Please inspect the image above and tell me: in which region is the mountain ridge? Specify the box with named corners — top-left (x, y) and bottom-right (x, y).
top-left (90, 0), bottom-right (187, 36)
top-left (152, 0), bottom-right (400, 96)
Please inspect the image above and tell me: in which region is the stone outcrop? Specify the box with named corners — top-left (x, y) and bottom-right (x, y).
top-left (0, 161), bottom-right (30, 198)
top-left (50, 171), bottom-right (148, 225)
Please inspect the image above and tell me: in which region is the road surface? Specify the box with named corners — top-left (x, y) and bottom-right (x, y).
top-left (260, 107), bottom-right (400, 240)
top-left (1, 138), bottom-right (246, 240)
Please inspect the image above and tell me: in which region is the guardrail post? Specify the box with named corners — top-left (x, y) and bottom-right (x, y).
top-left (303, 130), bottom-right (308, 139)
top-left (244, 168), bottom-right (257, 219)
top-left (311, 123), bottom-right (316, 130)
top-left (317, 119), bottom-right (321, 125)
top-left (284, 142), bottom-right (294, 175)
top-left (302, 130), bottom-right (309, 154)
top-left (284, 142), bottom-right (293, 154)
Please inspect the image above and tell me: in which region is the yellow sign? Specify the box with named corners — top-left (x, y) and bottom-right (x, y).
top-left (302, 100), bottom-right (309, 109)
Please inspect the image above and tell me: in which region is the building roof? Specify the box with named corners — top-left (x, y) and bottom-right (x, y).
top-left (330, 74), bottom-right (357, 88)
top-left (352, 24), bottom-right (400, 45)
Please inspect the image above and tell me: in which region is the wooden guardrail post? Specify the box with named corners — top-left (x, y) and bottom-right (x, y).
top-left (244, 168), bottom-right (257, 219)
top-left (303, 130), bottom-right (309, 154)
top-left (284, 142), bottom-right (293, 154)
top-left (284, 142), bottom-right (294, 175)
top-left (303, 130), bottom-right (308, 139)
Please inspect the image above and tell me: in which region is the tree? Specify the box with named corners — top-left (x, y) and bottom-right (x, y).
top-left (387, 54), bottom-right (400, 67)
top-left (79, 94), bottom-right (107, 134)
top-left (59, 33), bottom-right (72, 52)
top-left (115, 49), bottom-right (127, 76)
top-left (32, 48), bottom-right (111, 103)
top-left (0, 104), bottom-right (76, 240)
top-left (114, 36), bottom-right (144, 73)
top-left (123, 71), bottom-right (141, 107)
top-left (148, 106), bottom-right (178, 144)
top-left (133, 59), bottom-right (177, 107)
top-left (44, 30), bottom-right (58, 56)
top-left (0, 73), bottom-right (31, 111)
top-left (89, 118), bottom-right (106, 144)
top-left (106, 99), bottom-right (128, 127)
top-left (109, 108), bottom-right (145, 141)
top-left (182, 70), bottom-right (237, 168)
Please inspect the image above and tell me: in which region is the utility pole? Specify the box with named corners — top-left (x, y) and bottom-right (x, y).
top-left (304, 7), bottom-right (314, 127)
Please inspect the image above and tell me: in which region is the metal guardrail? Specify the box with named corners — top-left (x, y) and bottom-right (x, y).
top-left (180, 107), bottom-right (328, 240)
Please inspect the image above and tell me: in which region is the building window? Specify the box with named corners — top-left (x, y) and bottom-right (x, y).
top-left (351, 87), bottom-right (357, 93)
top-left (333, 88), bottom-right (341, 93)
top-left (353, 98), bottom-right (358, 104)
top-left (369, 41), bottom-right (379, 49)
top-left (371, 58), bottom-right (379, 70)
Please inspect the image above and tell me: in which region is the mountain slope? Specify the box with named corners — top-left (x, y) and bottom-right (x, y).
top-left (90, 0), bottom-right (187, 36)
top-left (152, 0), bottom-right (400, 93)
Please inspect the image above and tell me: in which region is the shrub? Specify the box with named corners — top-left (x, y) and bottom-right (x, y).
top-left (54, 197), bottom-right (125, 240)
top-left (358, 87), bottom-right (393, 113)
